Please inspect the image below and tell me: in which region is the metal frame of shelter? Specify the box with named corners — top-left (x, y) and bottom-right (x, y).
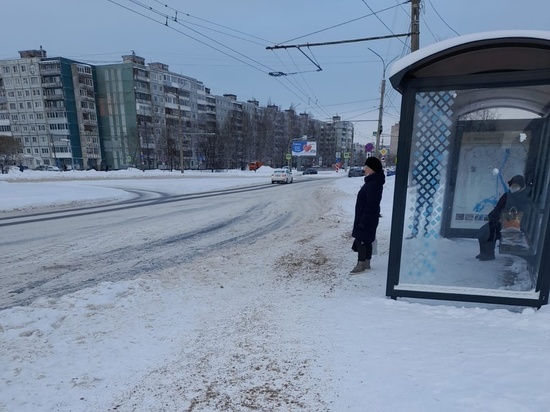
top-left (386, 31), bottom-right (550, 307)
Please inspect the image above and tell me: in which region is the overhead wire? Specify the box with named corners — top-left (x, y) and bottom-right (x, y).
top-left (283, 49), bottom-right (332, 118)
top-left (109, 0), bottom-right (417, 125)
top-left (125, 0), bottom-right (275, 72)
top-left (108, 0), bottom-right (333, 119)
top-left (428, 0), bottom-right (460, 36)
top-left (148, 0), bottom-right (274, 44)
top-left (277, 2), bottom-right (409, 45)
top-left (150, 0), bottom-right (411, 122)
top-left (144, 0), bottom-right (338, 119)
top-left (107, 0), bottom-right (269, 74)
top-left (360, 0), bottom-right (410, 49)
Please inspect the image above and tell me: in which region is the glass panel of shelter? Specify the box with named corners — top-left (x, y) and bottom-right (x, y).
top-left (398, 85), bottom-right (550, 296)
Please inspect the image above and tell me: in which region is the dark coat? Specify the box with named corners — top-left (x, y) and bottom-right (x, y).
top-left (352, 170), bottom-right (385, 243)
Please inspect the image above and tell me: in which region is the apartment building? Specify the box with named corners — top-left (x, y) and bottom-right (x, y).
top-left (0, 48), bottom-right (355, 171)
top-left (319, 115), bottom-right (354, 167)
top-left (0, 49), bottom-right (101, 170)
top-left (94, 53), bottom-right (209, 170)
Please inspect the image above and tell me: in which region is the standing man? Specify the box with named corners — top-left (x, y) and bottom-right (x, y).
top-left (350, 157), bottom-right (385, 274)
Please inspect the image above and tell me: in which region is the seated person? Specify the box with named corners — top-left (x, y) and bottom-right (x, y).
top-left (477, 175), bottom-right (531, 261)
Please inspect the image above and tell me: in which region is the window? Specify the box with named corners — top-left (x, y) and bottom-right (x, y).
top-left (2, 66), bottom-right (9, 74)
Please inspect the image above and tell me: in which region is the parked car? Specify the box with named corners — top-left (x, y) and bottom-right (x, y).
top-left (386, 167), bottom-right (396, 177)
top-left (34, 165), bottom-right (60, 171)
top-left (302, 168), bottom-right (318, 175)
top-left (271, 169), bottom-right (293, 184)
top-left (348, 166), bottom-right (365, 177)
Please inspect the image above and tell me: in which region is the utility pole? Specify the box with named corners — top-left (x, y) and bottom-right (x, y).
top-left (411, 0), bottom-right (420, 52)
top-left (369, 49), bottom-right (398, 156)
top-left (375, 74), bottom-right (386, 157)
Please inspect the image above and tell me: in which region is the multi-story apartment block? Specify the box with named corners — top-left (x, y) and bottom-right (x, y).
top-left (0, 49), bottom-right (101, 170)
top-left (317, 116), bottom-right (354, 167)
top-left (94, 53), bottom-right (209, 170)
top-left (0, 48), bottom-right (355, 172)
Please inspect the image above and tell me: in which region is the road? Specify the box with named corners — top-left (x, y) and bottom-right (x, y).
top-left (0, 178), bottom-right (336, 310)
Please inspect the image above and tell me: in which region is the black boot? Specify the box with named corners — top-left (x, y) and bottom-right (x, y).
top-left (476, 239), bottom-right (484, 259)
top-left (478, 239), bottom-right (496, 261)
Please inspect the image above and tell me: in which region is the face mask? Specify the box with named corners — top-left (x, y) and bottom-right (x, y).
top-left (510, 185), bottom-right (520, 193)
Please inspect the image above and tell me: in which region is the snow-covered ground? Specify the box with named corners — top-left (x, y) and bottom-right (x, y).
top-left (1, 167), bottom-right (550, 411)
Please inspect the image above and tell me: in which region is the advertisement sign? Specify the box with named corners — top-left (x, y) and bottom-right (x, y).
top-left (449, 130), bottom-right (528, 230)
top-left (292, 141), bottom-right (317, 156)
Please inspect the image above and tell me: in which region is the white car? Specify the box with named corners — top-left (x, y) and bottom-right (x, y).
top-left (271, 169), bottom-right (293, 184)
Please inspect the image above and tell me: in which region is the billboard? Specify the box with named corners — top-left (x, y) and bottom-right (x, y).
top-left (291, 141), bottom-right (317, 157)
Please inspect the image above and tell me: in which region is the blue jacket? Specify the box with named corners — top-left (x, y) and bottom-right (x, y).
top-left (352, 170), bottom-right (385, 243)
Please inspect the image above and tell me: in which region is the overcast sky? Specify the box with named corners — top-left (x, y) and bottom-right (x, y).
top-left (2, 1), bottom-right (550, 143)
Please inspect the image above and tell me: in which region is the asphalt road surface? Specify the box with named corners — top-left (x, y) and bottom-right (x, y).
top-left (0, 178), bottom-right (333, 309)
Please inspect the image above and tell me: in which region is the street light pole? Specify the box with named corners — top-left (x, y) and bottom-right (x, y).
top-left (369, 48), bottom-right (398, 156)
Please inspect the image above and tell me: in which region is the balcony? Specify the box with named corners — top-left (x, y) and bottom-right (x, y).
top-left (43, 93), bottom-right (64, 100)
top-left (42, 80), bottom-right (62, 88)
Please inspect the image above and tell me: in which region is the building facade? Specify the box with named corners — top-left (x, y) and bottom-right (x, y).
top-left (0, 49), bottom-right (355, 171)
top-left (0, 49), bottom-right (101, 170)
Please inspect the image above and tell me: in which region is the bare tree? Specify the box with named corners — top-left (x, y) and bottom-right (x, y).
top-left (460, 108), bottom-right (500, 121)
top-left (0, 136), bottom-right (22, 172)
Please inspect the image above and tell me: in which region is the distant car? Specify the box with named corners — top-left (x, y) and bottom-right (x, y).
top-left (34, 165), bottom-right (60, 171)
top-left (271, 169), bottom-right (293, 184)
top-left (386, 167), bottom-right (396, 177)
top-left (302, 168), bottom-right (318, 175)
top-left (348, 166), bottom-right (365, 178)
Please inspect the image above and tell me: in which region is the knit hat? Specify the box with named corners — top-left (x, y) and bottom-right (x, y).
top-left (365, 156), bottom-right (383, 173)
top-left (508, 175), bottom-right (525, 188)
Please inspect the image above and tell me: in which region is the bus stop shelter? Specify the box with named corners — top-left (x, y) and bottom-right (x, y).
top-left (386, 31), bottom-right (550, 307)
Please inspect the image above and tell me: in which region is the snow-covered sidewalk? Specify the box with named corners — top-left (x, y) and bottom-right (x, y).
top-left (1, 171), bottom-right (550, 411)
